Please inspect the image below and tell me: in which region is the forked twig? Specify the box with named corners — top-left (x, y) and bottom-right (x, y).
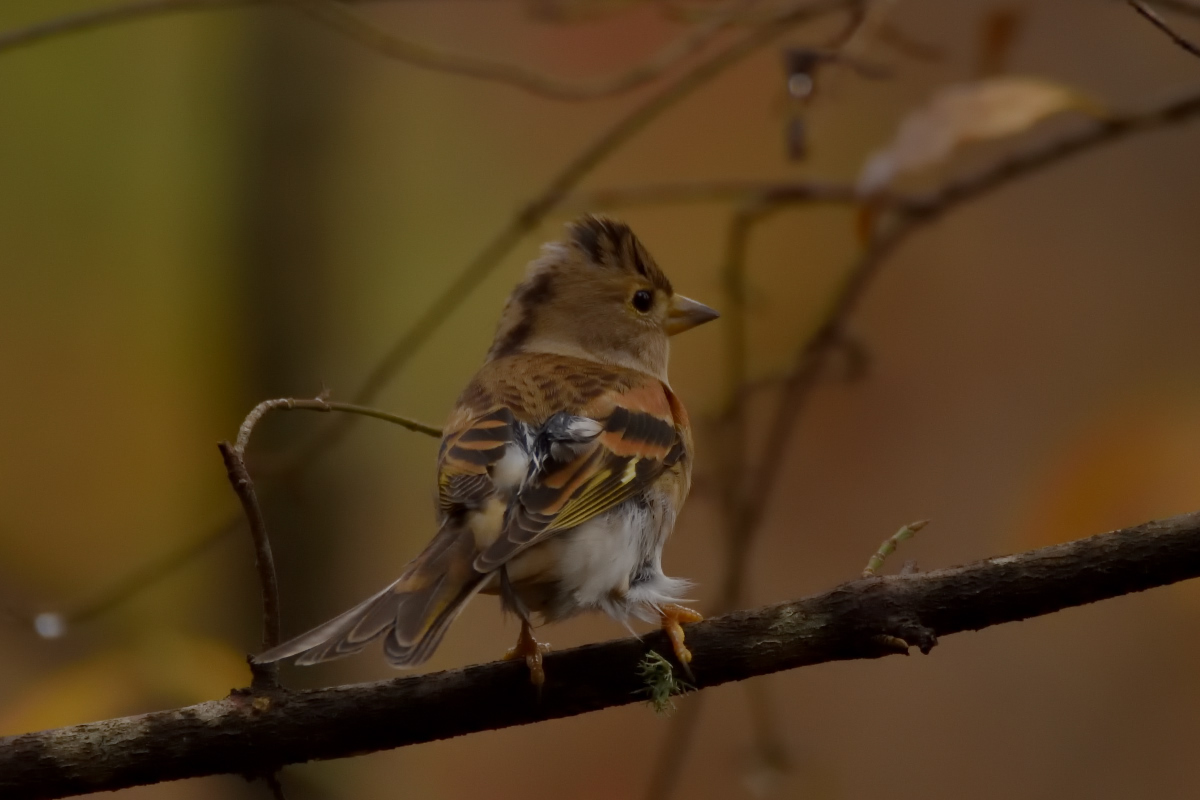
top-left (219, 394), bottom-right (440, 685)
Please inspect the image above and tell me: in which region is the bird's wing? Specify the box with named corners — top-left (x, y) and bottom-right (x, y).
top-left (473, 369), bottom-right (685, 573)
top-left (436, 405), bottom-right (516, 517)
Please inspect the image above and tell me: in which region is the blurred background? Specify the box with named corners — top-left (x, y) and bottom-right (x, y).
top-left (2, 0), bottom-right (1200, 798)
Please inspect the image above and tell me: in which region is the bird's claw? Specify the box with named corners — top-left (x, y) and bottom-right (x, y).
top-left (505, 622), bottom-right (551, 687)
top-left (660, 603), bottom-right (704, 667)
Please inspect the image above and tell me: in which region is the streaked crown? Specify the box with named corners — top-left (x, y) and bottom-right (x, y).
top-left (486, 215), bottom-right (716, 382)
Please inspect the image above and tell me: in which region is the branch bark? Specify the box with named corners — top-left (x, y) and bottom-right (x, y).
top-left (4, 510), bottom-right (1199, 800)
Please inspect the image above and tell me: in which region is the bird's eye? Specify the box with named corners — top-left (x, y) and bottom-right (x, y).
top-left (631, 289), bottom-right (653, 313)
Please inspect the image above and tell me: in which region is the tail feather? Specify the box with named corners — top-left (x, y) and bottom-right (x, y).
top-left (253, 523), bottom-right (486, 668)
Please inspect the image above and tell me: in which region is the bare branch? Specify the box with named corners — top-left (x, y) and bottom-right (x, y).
top-left (235, 397), bottom-right (442, 453)
top-left (1154, 0), bottom-right (1200, 18)
top-left (64, 516), bottom-right (242, 626)
top-left (566, 179), bottom-right (858, 212)
top-left (322, 0), bottom-right (855, 441)
top-left (0, 0), bottom-right (743, 102)
top-left (0, 0), bottom-right (257, 55)
top-left (1128, 0), bottom-right (1200, 59)
top-left (58, 399), bottom-right (437, 627)
top-left (3, 511), bottom-right (1200, 800)
top-left (643, 81), bottom-right (1200, 797)
top-left (737, 84), bottom-right (1200, 560)
top-left (214, 396), bottom-right (439, 686)
top-left (289, 0), bottom-right (745, 101)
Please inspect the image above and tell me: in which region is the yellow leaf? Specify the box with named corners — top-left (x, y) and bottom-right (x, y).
top-left (857, 76), bottom-right (1105, 195)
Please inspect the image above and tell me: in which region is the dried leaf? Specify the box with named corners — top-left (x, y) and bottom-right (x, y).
top-left (857, 76), bottom-right (1105, 196)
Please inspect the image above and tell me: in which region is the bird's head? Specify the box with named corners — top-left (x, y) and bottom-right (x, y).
top-left (487, 215), bottom-right (720, 381)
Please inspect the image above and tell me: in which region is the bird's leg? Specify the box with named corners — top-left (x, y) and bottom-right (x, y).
top-left (659, 603), bottom-right (704, 666)
top-left (504, 619), bottom-right (551, 687)
top-left (499, 566), bottom-right (551, 687)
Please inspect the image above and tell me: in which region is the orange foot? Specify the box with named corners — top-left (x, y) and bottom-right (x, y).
top-left (504, 620), bottom-right (552, 687)
top-left (660, 603), bottom-right (704, 666)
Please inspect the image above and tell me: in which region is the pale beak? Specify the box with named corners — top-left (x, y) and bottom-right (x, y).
top-left (665, 294), bottom-right (720, 336)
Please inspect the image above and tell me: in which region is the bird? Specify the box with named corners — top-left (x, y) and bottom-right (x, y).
top-left (254, 215), bottom-right (719, 686)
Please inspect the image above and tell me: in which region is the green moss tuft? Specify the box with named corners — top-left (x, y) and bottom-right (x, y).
top-left (635, 650), bottom-right (694, 715)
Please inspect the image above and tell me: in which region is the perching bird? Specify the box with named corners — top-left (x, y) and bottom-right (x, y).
top-left (254, 215), bottom-right (718, 685)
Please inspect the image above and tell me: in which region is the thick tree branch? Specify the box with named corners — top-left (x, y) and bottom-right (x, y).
top-left (3, 510), bottom-right (1199, 800)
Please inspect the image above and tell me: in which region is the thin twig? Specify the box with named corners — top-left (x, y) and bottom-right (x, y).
top-left (1128, 0), bottom-right (1200, 59)
top-left (739, 84), bottom-right (1200, 565)
top-left (566, 179), bottom-right (858, 213)
top-left (57, 0), bottom-right (855, 628)
top-left (875, 20), bottom-right (944, 62)
top-left (217, 397), bottom-right (436, 778)
top-left (60, 400), bottom-right (438, 626)
top-left (0, 0), bottom-right (741, 102)
top-left (219, 394), bottom-right (436, 687)
top-left (309, 0), bottom-right (855, 451)
top-left (650, 82), bottom-right (1200, 799)
top-left (1154, 0), bottom-right (1200, 19)
top-left (289, 0), bottom-right (746, 101)
top-left (641, 201), bottom-right (766, 800)
top-left (65, 516), bottom-right (243, 626)
top-left (0, 0), bottom-right (258, 54)
top-left (5, 510), bottom-right (1200, 800)
top-left (217, 441), bottom-right (282, 691)
top-left (235, 397), bottom-right (441, 453)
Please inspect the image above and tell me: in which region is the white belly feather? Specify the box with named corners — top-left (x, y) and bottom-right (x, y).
top-left (506, 496), bottom-right (690, 625)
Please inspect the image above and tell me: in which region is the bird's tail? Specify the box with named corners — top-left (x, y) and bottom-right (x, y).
top-left (253, 522), bottom-right (486, 668)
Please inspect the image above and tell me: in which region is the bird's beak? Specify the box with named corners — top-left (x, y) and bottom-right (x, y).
top-left (665, 294), bottom-right (720, 336)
